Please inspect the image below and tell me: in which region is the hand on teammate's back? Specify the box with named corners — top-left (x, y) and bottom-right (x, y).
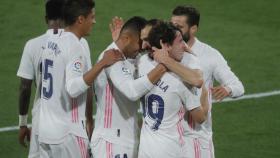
top-left (101, 49), bottom-right (124, 67)
top-left (18, 126), bottom-right (31, 147)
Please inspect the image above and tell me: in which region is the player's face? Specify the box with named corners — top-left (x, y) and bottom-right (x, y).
top-left (82, 9), bottom-right (96, 36)
top-left (124, 34), bottom-right (141, 59)
top-left (140, 25), bottom-right (152, 51)
top-left (169, 31), bottom-right (185, 61)
top-left (171, 15), bottom-right (190, 42)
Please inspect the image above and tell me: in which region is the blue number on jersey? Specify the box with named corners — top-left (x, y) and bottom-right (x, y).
top-left (42, 59), bottom-right (53, 99)
top-left (144, 94), bottom-right (164, 130)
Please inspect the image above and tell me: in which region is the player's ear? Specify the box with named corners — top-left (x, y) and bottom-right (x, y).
top-left (162, 42), bottom-right (172, 51)
top-left (77, 15), bottom-right (85, 24)
top-left (190, 25), bottom-right (198, 34)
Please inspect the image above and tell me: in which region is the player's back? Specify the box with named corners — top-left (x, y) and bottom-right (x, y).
top-left (17, 29), bottom-right (64, 133)
top-left (138, 54), bottom-right (200, 158)
top-left (39, 32), bottom-right (88, 144)
top-left (92, 42), bottom-right (139, 148)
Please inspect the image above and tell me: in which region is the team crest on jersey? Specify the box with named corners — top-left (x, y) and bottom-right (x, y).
top-left (122, 67), bottom-right (131, 75)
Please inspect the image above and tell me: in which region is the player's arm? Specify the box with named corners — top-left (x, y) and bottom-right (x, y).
top-left (188, 86), bottom-right (209, 124)
top-left (18, 78), bottom-right (32, 147)
top-left (17, 41), bottom-right (34, 147)
top-left (152, 45), bottom-right (203, 88)
top-left (181, 85), bottom-right (209, 124)
top-left (107, 62), bottom-right (167, 101)
top-left (85, 87), bottom-right (93, 140)
top-left (66, 48), bottom-right (122, 98)
top-left (211, 51), bottom-right (245, 101)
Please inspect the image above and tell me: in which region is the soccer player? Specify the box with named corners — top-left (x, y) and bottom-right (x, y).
top-left (17, 0), bottom-right (64, 157)
top-left (91, 16), bottom-right (168, 158)
top-left (171, 5), bottom-right (245, 158)
top-left (39, 0), bottom-right (122, 157)
top-left (137, 21), bottom-right (209, 158)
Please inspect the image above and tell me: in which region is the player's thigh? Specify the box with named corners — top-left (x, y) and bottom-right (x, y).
top-left (39, 143), bottom-right (52, 158)
top-left (43, 134), bottom-right (89, 158)
top-left (61, 134), bottom-right (89, 158)
top-left (138, 135), bottom-right (182, 158)
top-left (187, 138), bottom-right (213, 158)
top-left (91, 138), bottom-right (136, 158)
top-left (183, 137), bottom-right (195, 158)
top-left (28, 133), bottom-right (40, 158)
top-left (112, 143), bottom-right (137, 158)
top-left (208, 139), bottom-right (215, 158)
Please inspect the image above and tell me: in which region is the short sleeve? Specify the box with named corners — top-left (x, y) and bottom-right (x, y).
top-left (17, 40), bottom-right (35, 79)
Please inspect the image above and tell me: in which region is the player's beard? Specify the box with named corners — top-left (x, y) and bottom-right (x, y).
top-left (183, 31), bottom-right (191, 43)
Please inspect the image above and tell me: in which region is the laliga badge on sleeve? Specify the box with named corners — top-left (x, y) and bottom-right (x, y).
top-left (72, 59), bottom-right (83, 73)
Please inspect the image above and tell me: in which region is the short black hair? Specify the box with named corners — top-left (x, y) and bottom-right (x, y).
top-left (172, 5), bottom-right (200, 27)
top-left (120, 16), bottom-right (147, 37)
top-left (146, 19), bottom-right (162, 27)
top-left (62, 0), bottom-right (95, 26)
top-left (45, 0), bottom-right (64, 20)
top-left (147, 21), bottom-right (180, 49)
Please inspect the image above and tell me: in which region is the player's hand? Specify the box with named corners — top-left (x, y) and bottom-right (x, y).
top-left (86, 119), bottom-right (94, 140)
top-left (101, 49), bottom-right (124, 67)
top-left (151, 40), bottom-right (171, 65)
top-left (18, 126), bottom-right (31, 148)
top-left (110, 16), bottom-right (124, 41)
top-left (211, 85), bottom-right (231, 101)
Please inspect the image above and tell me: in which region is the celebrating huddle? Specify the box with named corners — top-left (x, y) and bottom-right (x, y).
top-left (17, 0), bottom-right (244, 158)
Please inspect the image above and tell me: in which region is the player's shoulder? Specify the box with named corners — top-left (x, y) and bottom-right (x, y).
top-left (25, 33), bottom-right (48, 47)
top-left (195, 38), bottom-right (224, 59)
top-left (80, 37), bottom-right (89, 47)
top-left (138, 53), bottom-right (155, 71)
top-left (58, 32), bottom-right (84, 52)
top-left (138, 52), bottom-right (150, 63)
top-left (182, 52), bottom-right (198, 62)
top-left (97, 42), bottom-right (117, 61)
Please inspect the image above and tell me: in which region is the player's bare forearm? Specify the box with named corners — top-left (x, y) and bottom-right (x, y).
top-left (200, 85), bottom-right (209, 116)
top-left (83, 61), bottom-right (106, 86)
top-left (147, 64), bottom-right (167, 84)
top-left (85, 87), bottom-right (94, 140)
top-left (164, 58), bottom-right (203, 88)
top-left (18, 78), bottom-right (32, 115)
top-left (85, 87), bottom-right (93, 121)
top-left (84, 49), bottom-right (123, 86)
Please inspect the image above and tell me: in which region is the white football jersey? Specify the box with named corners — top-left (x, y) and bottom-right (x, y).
top-left (183, 38), bottom-right (245, 140)
top-left (181, 52), bottom-right (201, 70)
top-left (39, 32), bottom-right (91, 144)
top-left (92, 42), bottom-right (154, 148)
top-left (17, 29), bottom-right (64, 134)
top-left (138, 54), bottom-right (201, 157)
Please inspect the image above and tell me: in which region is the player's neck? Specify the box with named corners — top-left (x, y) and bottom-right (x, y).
top-left (187, 37), bottom-right (195, 48)
top-left (47, 20), bottom-right (63, 30)
top-left (65, 26), bottom-right (82, 39)
top-left (115, 40), bottom-right (126, 57)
